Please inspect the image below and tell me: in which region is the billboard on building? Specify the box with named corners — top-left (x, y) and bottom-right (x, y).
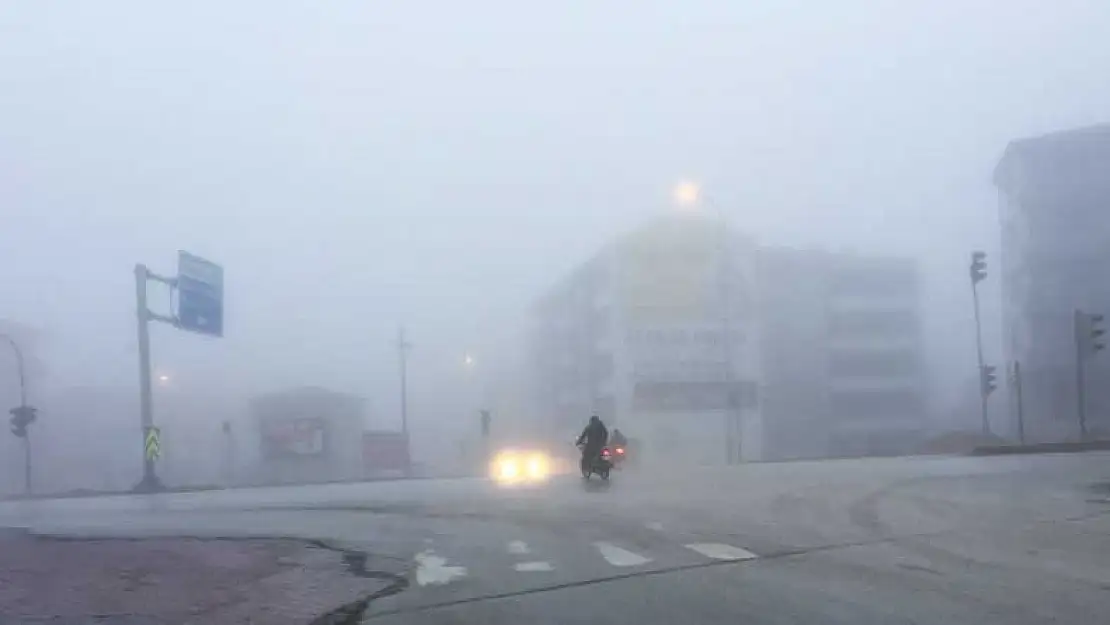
top-left (260, 418), bottom-right (326, 458)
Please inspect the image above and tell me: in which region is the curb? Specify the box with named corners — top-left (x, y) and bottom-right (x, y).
top-left (970, 440), bottom-right (1110, 456)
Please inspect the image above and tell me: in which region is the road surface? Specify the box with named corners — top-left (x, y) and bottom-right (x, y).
top-left (2, 453), bottom-right (1109, 624)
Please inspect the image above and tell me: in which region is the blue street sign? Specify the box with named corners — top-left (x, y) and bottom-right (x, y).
top-left (176, 251), bottom-right (224, 337)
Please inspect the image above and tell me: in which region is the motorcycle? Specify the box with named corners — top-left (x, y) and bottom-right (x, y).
top-left (611, 445), bottom-right (626, 468)
top-left (578, 444), bottom-right (613, 480)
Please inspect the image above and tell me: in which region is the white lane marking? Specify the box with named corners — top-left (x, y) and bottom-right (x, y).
top-left (414, 550), bottom-right (468, 586)
top-left (593, 541), bottom-right (652, 567)
top-left (514, 561), bottom-right (554, 572)
top-left (644, 521), bottom-right (665, 531)
top-left (685, 543), bottom-right (759, 561)
top-left (507, 540), bottom-right (530, 555)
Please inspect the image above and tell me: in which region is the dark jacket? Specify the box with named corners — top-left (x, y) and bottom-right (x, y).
top-left (576, 418), bottom-right (609, 451)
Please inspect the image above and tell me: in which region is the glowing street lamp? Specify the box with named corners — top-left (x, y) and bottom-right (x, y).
top-left (673, 180), bottom-right (701, 208)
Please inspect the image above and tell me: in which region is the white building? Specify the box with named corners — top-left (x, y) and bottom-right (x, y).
top-left (995, 124), bottom-right (1110, 441)
top-left (530, 214), bottom-right (762, 464)
top-left (530, 217), bottom-right (929, 463)
top-left (757, 248), bottom-right (927, 459)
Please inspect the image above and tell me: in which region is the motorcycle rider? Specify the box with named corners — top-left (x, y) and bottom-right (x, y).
top-left (576, 415), bottom-right (609, 474)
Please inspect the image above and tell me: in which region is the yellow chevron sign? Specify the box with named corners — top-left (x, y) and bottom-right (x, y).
top-left (145, 427), bottom-right (161, 461)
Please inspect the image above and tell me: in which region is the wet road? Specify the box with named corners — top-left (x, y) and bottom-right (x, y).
top-left (3, 453), bottom-right (1109, 624)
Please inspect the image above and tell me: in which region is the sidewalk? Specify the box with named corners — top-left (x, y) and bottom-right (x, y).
top-left (0, 531), bottom-right (405, 624)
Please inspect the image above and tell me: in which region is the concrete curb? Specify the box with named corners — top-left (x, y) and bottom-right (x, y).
top-left (970, 440), bottom-right (1110, 455)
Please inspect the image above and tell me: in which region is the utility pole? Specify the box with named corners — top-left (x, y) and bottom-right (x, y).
top-left (3, 333), bottom-right (34, 495)
top-left (969, 251), bottom-right (991, 436)
top-left (1074, 309), bottom-right (1105, 440)
top-left (397, 327), bottom-right (411, 437)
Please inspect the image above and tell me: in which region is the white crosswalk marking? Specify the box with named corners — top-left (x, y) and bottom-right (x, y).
top-left (514, 561), bottom-right (554, 572)
top-left (507, 540), bottom-right (530, 555)
top-left (684, 543), bottom-right (759, 561)
top-left (593, 541), bottom-right (652, 567)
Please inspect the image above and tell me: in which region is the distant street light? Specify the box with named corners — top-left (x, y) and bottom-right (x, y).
top-left (157, 374), bottom-right (170, 384)
top-left (671, 179), bottom-right (742, 464)
top-left (464, 354), bottom-right (475, 368)
top-left (673, 180), bottom-right (701, 208)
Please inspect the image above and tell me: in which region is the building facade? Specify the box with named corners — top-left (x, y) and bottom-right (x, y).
top-left (530, 218), bottom-right (928, 463)
top-left (994, 124), bottom-right (1110, 441)
top-left (757, 248), bottom-right (927, 459)
top-left (530, 214), bottom-right (762, 464)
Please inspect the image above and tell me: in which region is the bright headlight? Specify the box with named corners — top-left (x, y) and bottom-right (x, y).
top-left (526, 454), bottom-right (548, 479)
top-left (498, 458), bottom-right (519, 480)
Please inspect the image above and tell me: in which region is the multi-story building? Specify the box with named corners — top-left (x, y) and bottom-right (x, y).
top-left (994, 124), bottom-right (1110, 441)
top-left (757, 248), bottom-right (927, 459)
top-left (530, 214), bottom-right (762, 464)
top-left (530, 218), bottom-right (929, 462)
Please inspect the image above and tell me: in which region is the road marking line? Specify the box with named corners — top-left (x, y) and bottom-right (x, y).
top-left (644, 521), bottom-right (665, 531)
top-left (414, 550), bottom-right (468, 586)
top-left (507, 540), bottom-right (530, 555)
top-left (514, 561), bottom-right (554, 572)
top-left (684, 543), bottom-right (759, 561)
top-left (593, 541), bottom-right (652, 567)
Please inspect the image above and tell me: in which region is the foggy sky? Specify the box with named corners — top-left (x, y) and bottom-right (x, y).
top-left (3, 1), bottom-right (1110, 431)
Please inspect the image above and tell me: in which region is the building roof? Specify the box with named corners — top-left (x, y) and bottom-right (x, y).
top-left (994, 123), bottom-right (1110, 194)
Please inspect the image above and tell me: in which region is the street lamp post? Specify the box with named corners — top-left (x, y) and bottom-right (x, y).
top-left (2, 333), bottom-right (32, 494)
top-left (674, 181), bottom-right (742, 464)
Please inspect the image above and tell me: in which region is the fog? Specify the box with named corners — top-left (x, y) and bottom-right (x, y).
top-left (3, 2), bottom-right (1110, 489)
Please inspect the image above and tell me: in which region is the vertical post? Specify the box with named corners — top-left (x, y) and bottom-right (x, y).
top-left (134, 264), bottom-right (162, 492)
top-left (23, 434), bottom-right (31, 495)
top-left (222, 421), bottom-right (234, 486)
top-left (1013, 361), bottom-right (1025, 444)
top-left (397, 327), bottom-right (412, 476)
top-left (2, 334), bottom-right (31, 494)
top-left (716, 206), bottom-right (739, 464)
top-left (1075, 309), bottom-right (1088, 440)
top-left (397, 327), bottom-right (410, 436)
top-left (971, 281), bottom-right (989, 436)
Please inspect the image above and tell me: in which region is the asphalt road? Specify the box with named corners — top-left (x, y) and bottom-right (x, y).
top-left (2, 453), bottom-right (1109, 624)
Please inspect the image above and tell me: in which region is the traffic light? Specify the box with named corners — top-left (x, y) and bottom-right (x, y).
top-left (1075, 310), bottom-right (1106, 358)
top-left (9, 405), bottom-right (37, 438)
top-left (969, 251), bottom-right (987, 284)
top-left (980, 364), bottom-right (997, 396)
top-left (1090, 313), bottom-right (1106, 353)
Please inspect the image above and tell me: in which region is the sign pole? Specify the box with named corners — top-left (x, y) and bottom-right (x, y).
top-left (134, 264), bottom-right (163, 492)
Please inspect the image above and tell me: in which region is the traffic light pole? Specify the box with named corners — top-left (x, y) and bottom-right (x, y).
top-left (971, 280), bottom-right (990, 436)
top-left (1013, 361), bottom-right (1025, 445)
top-left (1074, 310), bottom-right (1089, 440)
